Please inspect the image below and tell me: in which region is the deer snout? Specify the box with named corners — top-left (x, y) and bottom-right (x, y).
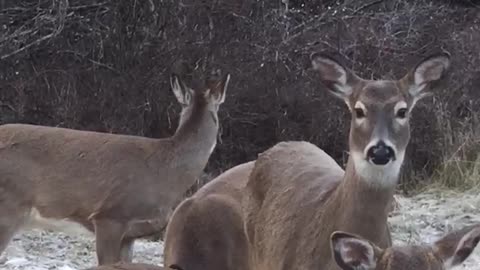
top-left (366, 141), bottom-right (395, 165)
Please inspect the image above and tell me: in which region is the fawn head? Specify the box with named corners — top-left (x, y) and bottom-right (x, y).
top-left (170, 69), bottom-right (231, 128)
top-left (311, 53), bottom-right (450, 185)
top-left (330, 225), bottom-right (480, 270)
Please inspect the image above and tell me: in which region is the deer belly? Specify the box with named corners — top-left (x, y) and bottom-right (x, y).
top-left (22, 207), bottom-right (93, 236)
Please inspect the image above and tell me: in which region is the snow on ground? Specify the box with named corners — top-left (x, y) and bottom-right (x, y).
top-left (1, 231), bottom-right (163, 270)
top-left (389, 189), bottom-right (480, 269)
top-left (1, 189), bottom-right (480, 269)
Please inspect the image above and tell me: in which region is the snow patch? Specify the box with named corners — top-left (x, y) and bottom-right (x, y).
top-left (1, 189), bottom-right (479, 269)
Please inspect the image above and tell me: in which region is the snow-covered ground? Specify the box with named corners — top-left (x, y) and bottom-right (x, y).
top-left (1, 189), bottom-right (480, 270)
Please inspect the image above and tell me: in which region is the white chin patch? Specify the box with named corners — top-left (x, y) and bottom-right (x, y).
top-left (351, 151), bottom-right (404, 187)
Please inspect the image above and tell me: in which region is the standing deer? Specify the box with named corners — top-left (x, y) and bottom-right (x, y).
top-left (0, 69), bottom-right (231, 265)
top-left (162, 52), bottom-right (450, 270)
top-left (331, 224), bottom-right (480, 270)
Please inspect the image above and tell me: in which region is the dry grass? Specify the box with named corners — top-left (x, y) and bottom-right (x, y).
top-left (425, 104), bottom-right (480, 190)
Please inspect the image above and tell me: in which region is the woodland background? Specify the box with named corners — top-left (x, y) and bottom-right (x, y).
top-left (1, 0), bottom-right (479, 193)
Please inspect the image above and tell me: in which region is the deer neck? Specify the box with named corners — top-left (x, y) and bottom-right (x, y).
top-left (172, 103), bottom-right (218, 144)
top-left (159, 103), bottom-right (218, 193)
top-left (329, 156), bottom-right (397, 245)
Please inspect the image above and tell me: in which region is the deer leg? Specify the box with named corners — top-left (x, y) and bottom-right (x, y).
top-left (0, 198), bottom-right (29, 256)
top-left (385, 223), bottom-right (393, 247)
top-left (0, 216), bottom-right (24, 256)
top-left (0, 214), bottom-right (26, 255)
top-left (120, 238), bottom-right (135, 262)
top-left (93, 218), bottom-right (128, 265)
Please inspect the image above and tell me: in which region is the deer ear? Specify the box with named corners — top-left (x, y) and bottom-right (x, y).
top-left (433, 225), bottom-right (480, 268)
top-left (311, 53), bottom-right (361, 101)
top-left (330, 231), bottom-right (380, 270)
top-left (402, 52), bottom-right (450, 104)
top-left (207, 73), bottom-right (230, 104)
top-left (170, 73), bottom-right (193, 105)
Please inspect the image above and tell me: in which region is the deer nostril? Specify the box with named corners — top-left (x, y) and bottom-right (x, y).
top-left (366, 142), bottom-right (395, 165)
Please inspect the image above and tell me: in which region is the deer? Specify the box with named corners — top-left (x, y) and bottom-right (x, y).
top-left (161, 52), bottom-right (451, 270)
top-left (331, 224), bottom-right (480, 270)
top-left (0, 68), bottom-right (231, 266)
top-left (242, 52), bottom-right (451, 270)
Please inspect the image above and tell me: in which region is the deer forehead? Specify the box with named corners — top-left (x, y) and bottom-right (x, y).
top-left (382, 246), bottom-right (443, 270)
top-left (353, 81), bottom-right (406, 106)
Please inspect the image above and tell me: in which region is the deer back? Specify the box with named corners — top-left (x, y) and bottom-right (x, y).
top-left (243, 141), bottom-right (344, 270)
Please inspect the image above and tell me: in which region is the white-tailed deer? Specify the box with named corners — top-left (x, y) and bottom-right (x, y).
top-left (163, 52), bottom-right (450, 270)
top-left (243, 53), bottom-right (450, 270)
top-left (331, 224), bottom-right (480, 270)
top-left (0, 69), bottom-right (231, 265)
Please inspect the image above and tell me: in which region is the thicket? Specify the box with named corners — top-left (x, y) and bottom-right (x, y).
top-left (1, 0), bottom-right (479, 192)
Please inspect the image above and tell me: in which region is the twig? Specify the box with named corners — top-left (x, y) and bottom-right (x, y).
top-left (0, 102), bottom-right (16, 113)
top-left (1, 33), bottom-right (55, 60)
top-left (88, 59), bottom-right (121, 74)
top-left (353, 0), bottom-right (385, 15)
top-left (68, 2), bottom-right (108, 11)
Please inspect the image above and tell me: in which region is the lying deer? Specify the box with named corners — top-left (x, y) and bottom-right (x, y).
top-left (162, 52), bottom-right (450, 270)
top-left (243, 53), bottom-right (450, 270)
top-left (331, 224), bottom-right (480, 270)
top-left (163, 162), bottom-right (254, 270)
top-left (0, 69), bottom-right (231, 265)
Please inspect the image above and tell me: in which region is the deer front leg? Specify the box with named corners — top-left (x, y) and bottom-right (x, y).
top-left (0, 196), bottom-right (29, 257)
top-left (93, 218), bottom-right (129, 265)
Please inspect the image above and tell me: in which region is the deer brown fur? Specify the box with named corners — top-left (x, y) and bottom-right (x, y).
top-left (0, 69), bottom-right (231, 265)
top-left (163, 52), bottom-right (450, 270)
top-left (163, 162), bottom-right (253, 270)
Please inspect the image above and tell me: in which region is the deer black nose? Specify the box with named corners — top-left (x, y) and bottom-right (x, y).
top-left (366, 141), bottom-right (395, 165)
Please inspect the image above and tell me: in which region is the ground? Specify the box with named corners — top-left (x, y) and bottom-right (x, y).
top-left (2, 189), bottom-right (480, 270)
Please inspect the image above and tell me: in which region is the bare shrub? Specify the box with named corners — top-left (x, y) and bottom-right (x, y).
top-left (0, 0), bottom-right (479, 193)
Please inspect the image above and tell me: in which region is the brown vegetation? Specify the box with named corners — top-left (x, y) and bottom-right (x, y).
top-left (1, 0), bottom-right (479, 191)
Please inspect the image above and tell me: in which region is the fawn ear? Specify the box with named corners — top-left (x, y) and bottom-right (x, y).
top-left (171, 73), bottom-right (193, 105)
top-left (330, 231), bottom-right (381, 270)
top-left (311, 53), bottom-right (362, 102)
top-left (205, 71), bottom-right (230, 105)
top-left (433, 225), bottom-right (480, 268)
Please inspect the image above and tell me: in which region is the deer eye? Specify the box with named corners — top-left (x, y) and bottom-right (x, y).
top-left (396, 108), bottom-right (408, 119)
top-left (355, 108), bottom-right (365, 118)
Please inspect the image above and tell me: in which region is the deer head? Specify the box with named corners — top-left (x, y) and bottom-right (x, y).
top-left (311, 53), bottom-right (450, 186)
top-left (330, 225), bottom-right (480, 270)
top-left (170, 69), bottom-right (231, 128)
